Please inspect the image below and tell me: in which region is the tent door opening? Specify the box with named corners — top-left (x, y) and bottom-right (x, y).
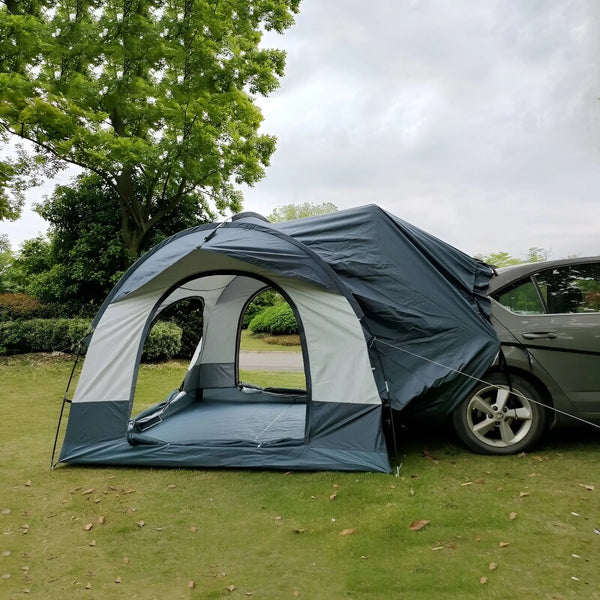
top-left (127, 273), bottom-right (309, 448)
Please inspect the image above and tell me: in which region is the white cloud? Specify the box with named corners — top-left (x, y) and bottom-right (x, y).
top-left (244, 0), bottom-right (600, 259)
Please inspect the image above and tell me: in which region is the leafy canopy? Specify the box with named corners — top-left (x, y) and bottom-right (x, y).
top-left (0, 0), bottom-right (300, 255)
top-left (268, 201), bottom-right (338, 222)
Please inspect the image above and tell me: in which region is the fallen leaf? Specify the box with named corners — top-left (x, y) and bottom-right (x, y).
top-left (519, 492), bottom-right (529, 498)
top-left (293, 592), bottom-right (300, 597)
top-left (340, 528), bottom-right (357, 536)
top-left (85, 583), bottom-right (92, 590)
top-left (245, 593), bottom-right (253, 597)
top-left (509, 512), bottom-right (517, 520)
top-left (82, 488), bottom-right (95, 495)
top-left (89, 540), bottom-right (96, 547)
top-left (188, 581), bottom-right (195, 589)
top-left (329, 493), bottom-right (338, 501)
top-left (226, 584), bottom-right (236, 592)
top-left (489, 562), bottom-right (497, 571)
top-left (460, 482), bottom-right (473, 487)
top-left (332, 484), bottom-right (341, 488)
top-left (310, 496), bottom-right (317, 500)
top-left (432, 546), bottom-right (444, 551)
top-left (1, 551), bottom-right (10, 557)
top-left (480, 576), bottom-right (488, 585)
top-left (2, 573), bottom-right (10, 579)
top-left (123, 557), bottom-right (130, 564)
top-left (98, 516), bottom-right (105, 524)
top-left (409, 519), bottom-right (430, 531)
top-left (84, 523), bottom-right (93, 531)
top-left (190, 526), bottom-right (197, 532)
top-left (115, 576), bottom-right (121, 583)
top-left (2, 508), bottom-right (10, 515)
top-left (25, 481), bottom-right (31, 487)
top-left (136, 520), bottom-right (145, 528)
top-left (579, 484), bottom-right (595, 491)
top-left (499, 541), bottom-right (510, 548)
top-left (292, 528), bottom-right (306, 534)
top-left (167, 484), bottom-right (176, 489)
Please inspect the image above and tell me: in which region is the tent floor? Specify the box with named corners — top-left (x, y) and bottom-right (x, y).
top-left (135, 400), bottom-right (307, 445)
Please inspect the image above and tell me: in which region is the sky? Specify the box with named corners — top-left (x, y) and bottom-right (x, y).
top-left (2, 0), bottom-right (600, 260)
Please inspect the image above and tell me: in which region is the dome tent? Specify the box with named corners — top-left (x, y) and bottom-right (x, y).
top-left (56, 205), bottom-right (499, 473)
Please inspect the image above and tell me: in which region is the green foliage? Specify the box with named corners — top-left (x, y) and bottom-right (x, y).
top-left (156, 298), bottom-right (203, 359)
top-left (248, 301), bottom-right (298, 334)
top-left (268, 201), bottom-right (338, 222)
top-left (242, 288), bottom-right (279, 328)
top-left (0, 292), bottom-right (46, 321)
top-left (475, 247), bottom-right (549, 268)
top-left (141, 321), bottom-right (182, 362)
top-left (0, 317), bottom-right (90, 355)
top-left (0, 316), bottom-right (182, 361)
top-left (0, 0), bottom-right (301, 256)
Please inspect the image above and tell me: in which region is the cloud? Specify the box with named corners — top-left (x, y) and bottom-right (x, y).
top-left (245, 0), bottom-right (600, 258)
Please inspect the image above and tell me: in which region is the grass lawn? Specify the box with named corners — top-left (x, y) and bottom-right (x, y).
top-left (1, 355), bottom-right (599, 599)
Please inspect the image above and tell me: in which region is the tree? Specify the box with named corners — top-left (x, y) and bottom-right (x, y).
top-left (0, 0), bottom-right (300, 257)
top-left (268, 201), bottom-right (338, 222)
top-left (475, 248), bottom-right (549, 268)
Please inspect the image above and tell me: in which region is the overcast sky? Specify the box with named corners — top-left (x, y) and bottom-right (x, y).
top-left (3, 0), bottom-right (600, 260)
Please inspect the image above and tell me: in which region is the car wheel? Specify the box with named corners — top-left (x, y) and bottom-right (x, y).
top-left (452, 373), bottom-right (546, 455)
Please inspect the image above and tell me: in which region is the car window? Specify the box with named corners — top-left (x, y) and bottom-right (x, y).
top-left (497, 279), bottom-right (545, 314)
top-left (535, 263), bottom-right (600, 314)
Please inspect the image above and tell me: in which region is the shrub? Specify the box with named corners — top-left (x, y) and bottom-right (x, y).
top-left (0, 293), bottom-right (47, 321)
top-left (242, 289), bottom-right (279, 329)
top-left (0, 318), bottom-right (90, 355)
top-left (142, 321), bottom-right (182, 362)
top-left (248, 302), bottom-right (298, 335)
top-left (0, 318), bottom-right (182, 362)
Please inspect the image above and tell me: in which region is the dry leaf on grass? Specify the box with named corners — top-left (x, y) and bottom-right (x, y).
top-left (226, 584), bottom-right (236, 592)
top-left (579, 484), bottom-right (594, 491)
top-left (115, 576), bottom-right (121, 584)
top-left (2, 508), bottom-right (10, 515)
top-left (509, 512), bottom-right (517, 520)
top-left (499, 541), bottom-right (510, 548)
top-left (519, 491), bottom-right (529, 498)
top-left (84, 523), bottom-right (93, 531)
top-left (188, 581), bottom-right (195, 589)
top-left (329, 493), bottom-right (338, 501)
top-left (489, 562), bottom-right (497, 571)
top-left (136, 520), bottom-right (145, 528)
top-left (82, 488), bottom-right (95, 495)
top-left (340, 528), bottom-right (357, 536)
top-left (480, 576), bottom-right (488, 585)
top-left (409, 519), bottom-right (430, 531)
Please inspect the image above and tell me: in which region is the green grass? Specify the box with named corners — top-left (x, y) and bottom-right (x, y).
top-left (1, 355), bottom-right (599, 599)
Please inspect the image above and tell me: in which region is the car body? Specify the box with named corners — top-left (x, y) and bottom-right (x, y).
top-left (452, 256), bottom-right (600, 454)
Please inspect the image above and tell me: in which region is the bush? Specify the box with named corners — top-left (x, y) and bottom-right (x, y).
top-left (248, 302), bottom-right (298, 335)
top-left (0, 318), bottom-right (182, 362)
top-left (0, 318), bottom-right (90, 355)
top-left (142, 321), bottom-right (182, 362)
top-left (242, 289), bottom-right (279, 329)
top-left (0, 293), bottom-right (48, 321)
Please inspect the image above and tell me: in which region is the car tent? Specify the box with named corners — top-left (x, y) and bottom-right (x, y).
top-left (56, 205), bottom-right (499, 473)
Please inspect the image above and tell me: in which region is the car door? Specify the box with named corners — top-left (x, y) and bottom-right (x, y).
top-left (493, 262), bottom-right (600, 419)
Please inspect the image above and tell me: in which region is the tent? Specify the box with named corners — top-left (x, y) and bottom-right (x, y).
top-left (56, 205), bottom-right (499, 473)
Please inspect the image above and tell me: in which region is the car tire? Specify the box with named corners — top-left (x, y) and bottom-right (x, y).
top-left (452, 373), bottom-right (546, 455)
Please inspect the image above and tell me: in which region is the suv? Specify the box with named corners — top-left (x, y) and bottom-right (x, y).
top-left (452, 256), bottom-right (600, 454)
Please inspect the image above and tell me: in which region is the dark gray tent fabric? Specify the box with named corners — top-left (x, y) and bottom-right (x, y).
top-left (278, 205), bottom-right (499, 415)
top-left (58, 205), bottom-right (499, 473)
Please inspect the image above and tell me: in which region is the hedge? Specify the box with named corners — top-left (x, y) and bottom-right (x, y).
top-left (248, 302), bottom-right (299, 335)
top-left (0, 318), bottom-right (182, 362)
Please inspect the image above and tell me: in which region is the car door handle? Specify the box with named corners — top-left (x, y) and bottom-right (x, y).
top-left (521, 332), bottom-right (557, 340)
